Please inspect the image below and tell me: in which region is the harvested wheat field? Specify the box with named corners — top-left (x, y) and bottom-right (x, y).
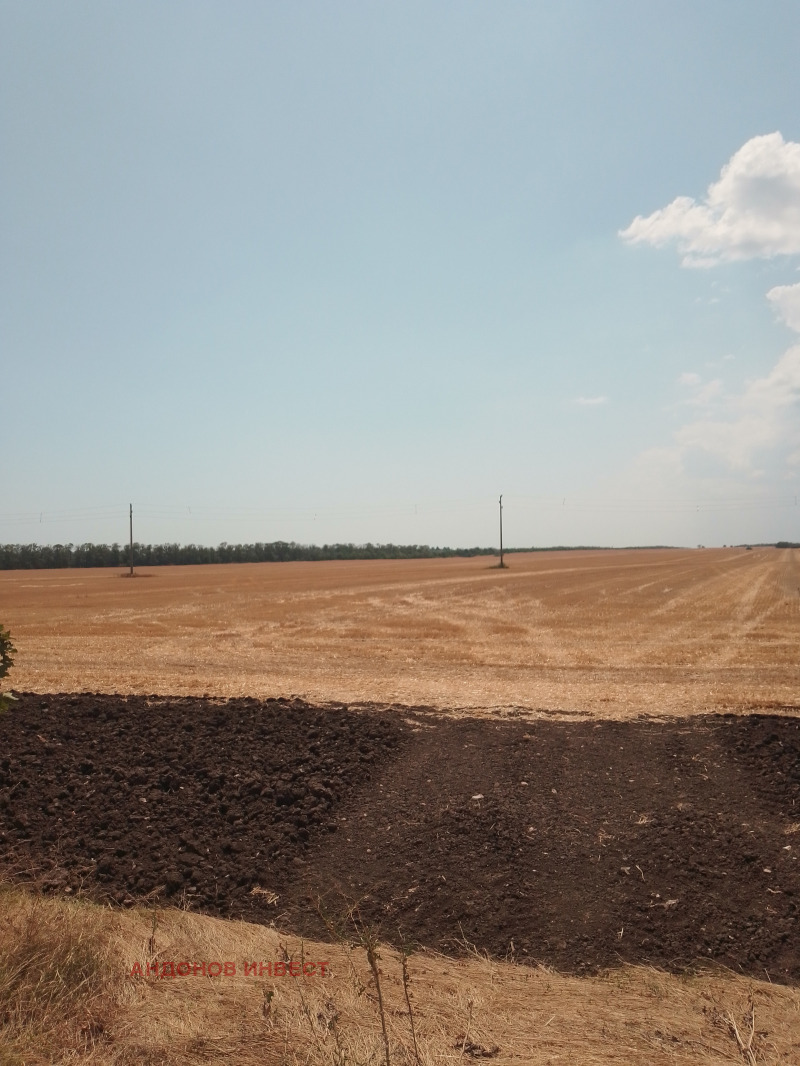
top-left (3, 546), bottom-right (799, 717)
top-left (1, 546), bottom-right (800, 1064)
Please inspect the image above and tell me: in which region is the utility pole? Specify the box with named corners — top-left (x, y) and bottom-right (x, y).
top-left (499, 494), bottom-right (505, 568)
top-left (129, 503), bottom-right (134, 576)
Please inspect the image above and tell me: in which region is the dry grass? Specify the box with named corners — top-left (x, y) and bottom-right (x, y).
top-left (1, 887), bottom-right (799, 1065)
top-left (0, 885), bottom-right (119, 1064)
top-left (2, 547), bottom-right (799, 719)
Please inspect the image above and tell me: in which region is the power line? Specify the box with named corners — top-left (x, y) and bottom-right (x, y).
top-left (0, 489), bottom-right (798, 531)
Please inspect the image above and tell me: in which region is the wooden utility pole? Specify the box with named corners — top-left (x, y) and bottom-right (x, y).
top-left (499, 494), bottom-right (504, 568)
top-left (129, 503), bottom-right (134, 576)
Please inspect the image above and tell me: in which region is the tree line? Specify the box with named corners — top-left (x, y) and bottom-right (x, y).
top-left (0, 541), bottom-right (503, 570)
top-left (4, 541), bottom-right (780, 570)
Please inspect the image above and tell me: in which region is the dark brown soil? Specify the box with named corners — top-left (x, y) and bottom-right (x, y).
top-left (1, 694), bottom-right (798, 982)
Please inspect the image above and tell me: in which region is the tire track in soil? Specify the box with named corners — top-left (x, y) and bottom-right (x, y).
top-left (626, 551), bottom-right (782, 670)
top-left (706, 557), bottom-right (785, 669)
top-left (1, 694), bottom-right (798, 982)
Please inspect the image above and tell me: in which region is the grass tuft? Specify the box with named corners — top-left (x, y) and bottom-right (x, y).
top-left (0, 885), bottom-right (118, 1062)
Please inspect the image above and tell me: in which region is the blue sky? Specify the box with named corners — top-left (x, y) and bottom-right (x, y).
top-left (3, 1), bottom-right (800, 549)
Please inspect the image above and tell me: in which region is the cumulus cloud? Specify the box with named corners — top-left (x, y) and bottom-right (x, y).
top-left (620, 134), bottom-right (800, 490)
top-left (573, 395), bottom-right (608, 407)
top-left (620, 132), bottom-right (800, 266)
top-left (767, 281), bottom-right (800, 332)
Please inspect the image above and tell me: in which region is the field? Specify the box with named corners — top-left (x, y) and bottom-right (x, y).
top-left (1, 546), bottom-right (800, 1064)
top-left (3, 546), bottom-right (800, 717)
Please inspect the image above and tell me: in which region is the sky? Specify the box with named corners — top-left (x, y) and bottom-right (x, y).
top-left (3, 1), bottom-right (800, 550)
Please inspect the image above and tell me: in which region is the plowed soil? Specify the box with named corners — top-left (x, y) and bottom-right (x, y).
top-left (2, 693), bottom-right (798, 983)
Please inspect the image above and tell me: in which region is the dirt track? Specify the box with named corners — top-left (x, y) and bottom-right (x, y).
top-left (2, 547), bottom-right (799, 719)
top-left (2, 693), bottom-right (798, 983)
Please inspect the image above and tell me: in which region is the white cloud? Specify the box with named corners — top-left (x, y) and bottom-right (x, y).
top-left (620, 132), bottom-right (800, 266)
top-left (676, 373), bottom-right (722, 407)
top-left (652, 345), bottom-right (800, 473)
top-left (685, 379), bottom-right (723, 408)
top-left (619, 136), bottom-right (800, 499)
top-left (767, 281), bottom-right (800, 332)
top-left (573, 395), bottom-right (608, 407)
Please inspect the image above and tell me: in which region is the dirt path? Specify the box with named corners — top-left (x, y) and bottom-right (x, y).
top-left (2, 694), bottom-right (798, 982)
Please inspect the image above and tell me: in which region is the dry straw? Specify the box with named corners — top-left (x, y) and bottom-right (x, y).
top-left (2, 884), bottom-right (800, 1065)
